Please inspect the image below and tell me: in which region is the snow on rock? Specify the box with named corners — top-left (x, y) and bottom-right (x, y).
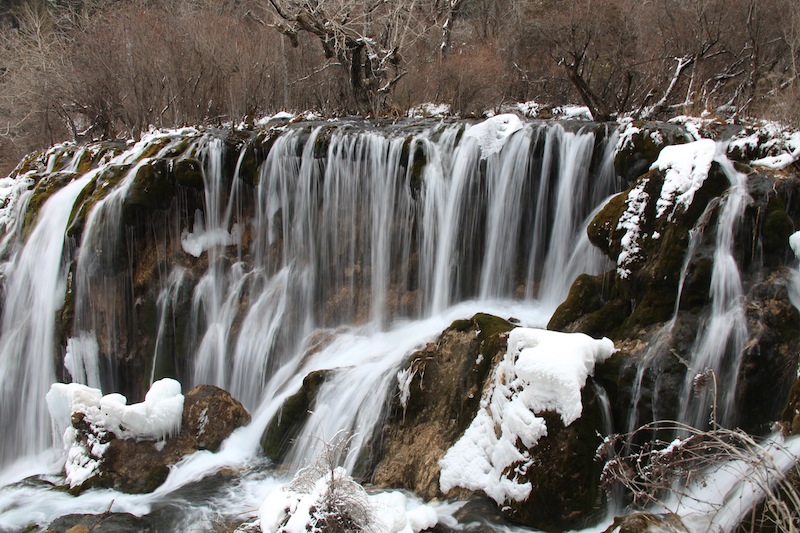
top-left (46, 378), bottom-right (184, 487)
top-left (259, 465), bottom-right (438, 533)
top-left (407, 103), bottom-right (451, 119)
top-left (255, 111), bottom-right (296, 126)
top-left (790, 231), bottom-right (800, 260)
top-left (651, 139), bottom-right (717, 220)
top-left (438, 328), bottom-right (615, 504)
top-left (615, 178), bottom-right (650, 279)
top-left (553, 105), bottom-right (593, 121)
top-left (751, 130), bottom-right (800, 169)
top-left (463, 114), bottom-right (523, 158)
top-left (180, 209), bottom-right (242, 257)
top-left (0, 174), bottom-right (35, 240)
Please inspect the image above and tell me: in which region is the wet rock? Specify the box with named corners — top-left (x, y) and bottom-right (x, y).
top-left (261, 369), bottom-right (331, 462)
top-left (45, 512), bottom-right (154, 533)
top-left (69, 385), bottom-right (249, 494)
top-left (738, 270), bottom-right (800, 434)
top-left (171, 157), bottom-right (204, 189)
top-left (369, 314), bottom-right (513, 499)
top-left (125, 159), bottom-right (175, 214)
top-left (504, 387), bottom-right (607, 531)
top-left (614, 122), bottom-right (688, 185)
top-left (602, 512), bottom-right (688, 533)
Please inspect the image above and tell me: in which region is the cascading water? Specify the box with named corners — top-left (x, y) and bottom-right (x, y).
top-left (678, 152), bottom-right (750, 430)
top-left (0, 173), bottom-right (93, 466)
top-left (6, 116), bottom-right (782, 532)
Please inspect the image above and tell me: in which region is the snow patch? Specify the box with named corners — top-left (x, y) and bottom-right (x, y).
top-left (790, 231), bottom-right (800, 260)
top-left (439, 328), bottom-right (615, 504)
top-left (463, 114), bottom-right (523, 158)
top-left (616, 178), bottom-right (650, 278)
top-left (259, 466), bottom-right (438, 533)
top-left (651, 139), bottom-right (717, 220)
top-left (46, 378), bottom-right (184, 486)
top-left (553, 105), bottom-right (593, 121)
top-left (255, 112), bottom-right (295, 126)
top-left (407, 103), bottom-right (451, 119)
top-left (181, 210), bottom-right (242, 257)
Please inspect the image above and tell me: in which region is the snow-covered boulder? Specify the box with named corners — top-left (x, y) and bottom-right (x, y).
top-left (47, 381), bottom-right (250, 494)
top-left (259, 463), bottom-right (438, 533)
top-left (370, 315), bottom-right (617, 531)
top-left (438, 327), bottom-right (615, 530)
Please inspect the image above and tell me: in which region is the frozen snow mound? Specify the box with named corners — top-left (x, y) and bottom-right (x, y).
top-left (463, 114), bottom-right (523, 158)
top-left (651, 139), bottom-right (717, 220)
top-left (46, 378), bottom-right (184, 487)
top-left (439, 328), bottom-right (615, 504)
top-left (259, 465), bottom-right (438, 533)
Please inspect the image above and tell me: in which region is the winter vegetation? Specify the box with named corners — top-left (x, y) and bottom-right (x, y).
top-left (1, 0), bottom-right (800, 173)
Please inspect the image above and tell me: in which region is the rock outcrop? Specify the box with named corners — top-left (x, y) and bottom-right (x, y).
top-left (68, 384), bottom-right (249, 494)
top-left (367, 314), bottom-right (611, 531)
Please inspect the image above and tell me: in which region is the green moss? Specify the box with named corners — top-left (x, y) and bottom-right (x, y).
top-left (143, 464), bottom-right (170, 493)
top-left (548, 274), bottom-right (604, 331)
top-left (22, 172), bottom-right (78, 237)
top-left (588, 192), bottom-right (628, 258)
top-left (172, 158), bottom-right (204, 189)
top-left (448, 318), bottom-right (472, 332)
top-left (679, 257), bottom-right (713, 310)
top-left (580, 299), bottom-right (631, 339)
top-left (124, 159), bottom-right (175, 214)
top-left (763, 198), bottom-right (795, 261)
top-left (261, 370), bottom-right (329, 462)
top-left (66, 164), bottom-right (130, 243)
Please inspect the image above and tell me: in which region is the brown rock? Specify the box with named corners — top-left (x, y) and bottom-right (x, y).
top-left (70, 384), bottom-right (250, 494)
top-left (369, 313), bottom-right (513, 499)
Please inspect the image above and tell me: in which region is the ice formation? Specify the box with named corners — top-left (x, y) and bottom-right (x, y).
top-left (46, 378), bottom-right (184, 487)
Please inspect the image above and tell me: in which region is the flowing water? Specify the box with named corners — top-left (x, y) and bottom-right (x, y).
top-left (0, 119), bottom-right (776, 531)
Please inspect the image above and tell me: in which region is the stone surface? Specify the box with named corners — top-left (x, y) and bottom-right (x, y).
top-left (45, 512), bottom-right (154, 533)
top-left (368, 313), bottom-right (513, 499)
top-left (69, 384), bottom-right (250, 494)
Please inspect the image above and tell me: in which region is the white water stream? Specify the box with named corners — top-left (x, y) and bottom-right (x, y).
top-left (0, 121), bottom-right (781, 532)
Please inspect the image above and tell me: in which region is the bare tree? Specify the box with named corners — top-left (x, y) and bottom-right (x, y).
top-left (262, 0), bottom-right (431, 113)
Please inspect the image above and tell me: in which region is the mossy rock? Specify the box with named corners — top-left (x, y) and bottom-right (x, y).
top-left (548, 273), bottom-right (605, 332)
top-left (400, 137), bottom-right (428, 197)
top-left (261, 370), bottom-right (330, 462)
top-left (506, 386), bottom-right (607, 531)
top-left (66, 163), bottom-right (131, 243)
top-left (762, 197), bottom-right (795, 265)
top-left (124, 159), bottom-right (175, 214)
top-left (614, 122), bottom-right (687, 184)
top-left (171, 157), bottom-right (204, 189)
top-left (22, 172), bottom-right (78, 237)
top-left (369, 313), bottom-right (513, 499)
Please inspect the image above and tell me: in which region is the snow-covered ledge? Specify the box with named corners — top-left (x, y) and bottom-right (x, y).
top-left (439, 328), bottom-right (615, 504)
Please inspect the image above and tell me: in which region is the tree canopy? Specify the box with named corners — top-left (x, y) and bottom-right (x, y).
top-left (0, 0), bottom-right (798, 172)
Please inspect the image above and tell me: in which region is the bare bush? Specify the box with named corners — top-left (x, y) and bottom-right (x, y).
top-left (599, 371), bottom-right (800, 532)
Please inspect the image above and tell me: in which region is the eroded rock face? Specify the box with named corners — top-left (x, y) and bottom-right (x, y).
top-left (553, 134), bottom-right (800, 438)
top-left (369, 313), bottom-right (512, 499)
top-left (69, 384), bottom-right (249, 494)
top-left (367, 314), bottom-right (610, 531)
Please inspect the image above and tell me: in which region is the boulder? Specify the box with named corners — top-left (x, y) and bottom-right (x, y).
top-left (45, 512), bottom-right (155, 533)
top-left (69, 384), bottom-right (249, 494)
top-left (369, 314), bottom-right (513, 498)
top-left (260, 369), bottom-right (331, 462)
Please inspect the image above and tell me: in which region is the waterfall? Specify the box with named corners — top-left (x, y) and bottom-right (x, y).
top-left (0, 119), bottom-right (627, 529)
top-left (679, 153), bottom-right (750, 429)
top-left (0, 172), bottom-right (92, 466)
